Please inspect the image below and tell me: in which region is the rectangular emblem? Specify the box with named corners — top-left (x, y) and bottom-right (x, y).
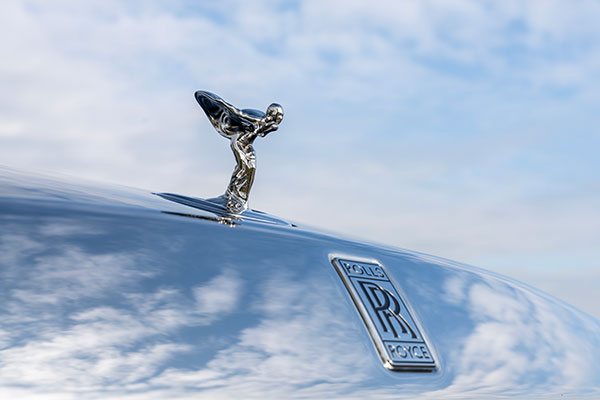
top-left (332, 258), bottom-right (436, 371)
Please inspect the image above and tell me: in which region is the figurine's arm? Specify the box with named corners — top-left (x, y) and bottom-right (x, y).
top-left (257, 123), bottom-right (279, 137)
top-left (256, 104), bottom-right (284, 137)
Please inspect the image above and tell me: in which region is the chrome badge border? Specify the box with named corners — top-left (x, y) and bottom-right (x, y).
top-left (331, 257), bottom-right (436, 372)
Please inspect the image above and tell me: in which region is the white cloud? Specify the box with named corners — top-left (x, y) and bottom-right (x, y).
top-left (0, 263), bottom-right (241, 392)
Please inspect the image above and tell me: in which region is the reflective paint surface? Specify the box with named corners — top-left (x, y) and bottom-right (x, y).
top-left (1, 166), bottom-right (599, 399)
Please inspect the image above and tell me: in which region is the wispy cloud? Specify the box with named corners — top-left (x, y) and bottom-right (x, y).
top-left (0, 241), bottom-right (241, 391)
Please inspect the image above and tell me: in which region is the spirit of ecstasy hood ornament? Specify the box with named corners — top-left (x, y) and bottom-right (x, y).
top-left (195, 90), bottom-right (284, 214)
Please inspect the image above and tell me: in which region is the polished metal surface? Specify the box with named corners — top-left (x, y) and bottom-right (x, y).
top-left (1, 166), bottom-right (600, 399)
top-left (155, 192), bottom-right (291, 227)
top-left (332, 258), bottom-right (435, 371)
top-left (195, 90), bottom-right (284, 214)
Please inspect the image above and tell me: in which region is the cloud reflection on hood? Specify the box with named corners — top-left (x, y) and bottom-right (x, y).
top-left (427, 272), bottom-right (600, 398)
top-left (0, 219), bottom-right (242, 396)
top-left (0, 214), bottom-right (599, 399)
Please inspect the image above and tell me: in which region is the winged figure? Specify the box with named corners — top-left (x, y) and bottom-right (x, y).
top-left (195, 90), bottom-right (284, 213)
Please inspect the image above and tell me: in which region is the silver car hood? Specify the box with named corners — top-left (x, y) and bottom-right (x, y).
top-left (1, 166), bottom-right (599, 399)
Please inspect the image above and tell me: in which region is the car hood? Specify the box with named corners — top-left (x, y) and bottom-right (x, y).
top-left (1, 165), bottom-right (599, 399)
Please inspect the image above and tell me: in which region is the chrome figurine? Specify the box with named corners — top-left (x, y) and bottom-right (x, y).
top-left (195, 90), bottom-right (284, 213)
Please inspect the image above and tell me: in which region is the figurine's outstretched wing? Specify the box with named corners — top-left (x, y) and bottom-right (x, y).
top-left (195, 91), bottom-right (261, 137)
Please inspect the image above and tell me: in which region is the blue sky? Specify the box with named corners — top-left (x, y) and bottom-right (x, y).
top-left (1, 0), bottom-right (599, 317)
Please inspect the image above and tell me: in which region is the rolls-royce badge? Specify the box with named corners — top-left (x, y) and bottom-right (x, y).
top-left (195, 90), bottom-right (284, 214)
top-left (332, 258), bottom-right (436, 371)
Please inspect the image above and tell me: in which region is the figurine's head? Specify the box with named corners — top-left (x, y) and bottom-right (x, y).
top-left (265, 103), bottom-right (284, 125)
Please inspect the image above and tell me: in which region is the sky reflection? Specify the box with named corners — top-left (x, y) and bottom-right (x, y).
top-left (0, 200), bottom-right (599, 399)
